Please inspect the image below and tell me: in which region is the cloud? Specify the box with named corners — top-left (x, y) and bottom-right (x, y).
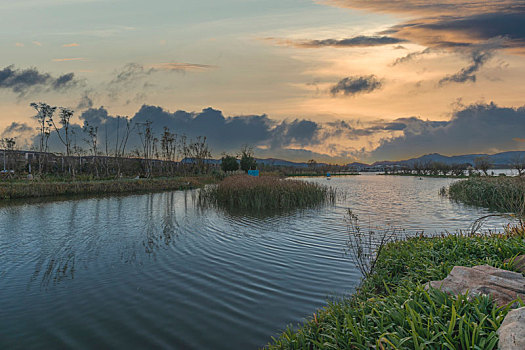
top-left (15, 42), bottom-right (24, 47)
top-left (0, 65), bottom-right (79, 96)
top-left (325, 0), bottom-right (525, 53)
top-left (392, 48), bottom-right (431, 66)
top-left (330, 75), bottom-right (382, 96)
top-left (150, 62), bottom-right (216, 71)
top-left (369, 102), bottom-right (525, 160)
top-left (62, 43), bottom-right (79, 47)
top-left (267, 35), bottom-right (407, 48)
top-left (52, 58), bottom-right (87, 62)
top-left (438, 48), bottom-right (494, 85)
top-left (77, 90), bottom-right (94, 110)
top-left (32, 41), bottom-right (42, 47)
top-left (110, 63), bottom-right (155, 85)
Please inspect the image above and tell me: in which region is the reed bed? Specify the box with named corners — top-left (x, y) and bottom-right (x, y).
top-left (0, 176), bottom-right (215, 200)
top-left (446, 177), bottom-right (525, 217)
top-left (267, 226), bottom-right (525, 349)
top-left (198, 175), bottom-right (336, 210)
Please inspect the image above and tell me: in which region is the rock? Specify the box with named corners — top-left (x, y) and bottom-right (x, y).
top-left (426, 265), bottom-right (525, 307)
top-left (505, 255), bottom-right (525, 274)
top-left (498, 307), bottom-right (525, 349)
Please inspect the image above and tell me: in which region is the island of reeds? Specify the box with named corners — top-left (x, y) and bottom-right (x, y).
top-left (446, 176), bottom-right (525, 216)
top-left (198, 174), bottom-right (336, 211)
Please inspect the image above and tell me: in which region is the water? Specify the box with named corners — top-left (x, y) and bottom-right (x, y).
top-left (0, 174), bottom-right (513, 349)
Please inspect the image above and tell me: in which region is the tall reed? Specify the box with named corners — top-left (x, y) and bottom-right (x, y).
top-left (447, 177), bottom-right (525, 217)
top-left (198, 175), bottom-right (336, 210)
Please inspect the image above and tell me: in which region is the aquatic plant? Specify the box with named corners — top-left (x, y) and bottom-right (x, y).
top-left (198, 175), bottom-right (336, 210)
top-left (446, 177), bottom-right (525, 217)
top-left (267, 225), bottom-right (525, 349)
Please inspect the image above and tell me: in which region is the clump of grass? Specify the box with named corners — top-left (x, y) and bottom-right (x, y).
top-left (198, 174), bottom-right (336, 211)
top-left (446, 177), bottom-right (525, 217)
top-left (266, 225), bottom-right (525, 349)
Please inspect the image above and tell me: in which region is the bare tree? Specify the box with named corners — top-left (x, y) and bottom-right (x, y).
top-left (136, 121), bottom-right (154, 177)
top-left (83, 122), bottom-right (99, 177)
top-left (51, 107), bottom-right (74, 176)
top-left (511, 153), bottom-right (525, 176)
top-left (114, 116), bottom-right (133, 178)
top-left (474, 156), bottom-right (492, 176)
top-left (161, 126), bottom-right (177, 175)
top-left (31, 102), bottom-right (56, 174)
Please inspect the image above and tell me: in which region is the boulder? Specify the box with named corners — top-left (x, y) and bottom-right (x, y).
top-left (426, 265), bottom-right (525, 307)
top-left (498, 307), bottom-right (525, 349)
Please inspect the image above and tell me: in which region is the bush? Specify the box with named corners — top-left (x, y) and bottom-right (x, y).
top-left (220, 155), bottom-right (239, 172)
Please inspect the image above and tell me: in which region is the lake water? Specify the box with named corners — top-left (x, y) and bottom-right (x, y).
top-left (0, 174), bottom-right (514, 349)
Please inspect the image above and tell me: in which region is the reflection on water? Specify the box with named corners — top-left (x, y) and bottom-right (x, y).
top-left (0, 174), bottom-right (514, 349)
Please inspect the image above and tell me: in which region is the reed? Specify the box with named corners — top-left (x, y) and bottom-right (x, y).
top-left (198, 174), bottom-right (336, 210)
top-left (267, 226), bottom-right (525, 349)
top-left (0, 176), bottom-right (215, 200)
top-left (446, 177), bottom-right (525, 217)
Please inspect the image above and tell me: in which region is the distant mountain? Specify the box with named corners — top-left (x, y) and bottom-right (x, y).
top-left (350, 151), bottom-right (525, 168)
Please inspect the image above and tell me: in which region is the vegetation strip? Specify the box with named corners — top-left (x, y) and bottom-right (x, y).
top-left (266, 227), bottom-right (525, 349)
top-left (0, 176), bottom-right (216, 200)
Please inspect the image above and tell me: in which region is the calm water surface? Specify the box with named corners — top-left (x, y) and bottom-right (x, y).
top-left (0, 174), bottom-right (513, 349)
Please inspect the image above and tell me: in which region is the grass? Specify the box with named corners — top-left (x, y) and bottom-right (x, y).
top-left (198, 174), bottom-right (336, 211)
top-left (0, 176), bottom-right (217, 200)
top-left (266, 226), bottom-right (525, 349)
top-left (446, 177), bottom-right (525, 217)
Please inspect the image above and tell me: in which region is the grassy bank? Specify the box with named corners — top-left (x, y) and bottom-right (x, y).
top-left (447, 177), bottom-right (525, 216)
top-left (267, 227), bottom-right (525, 349)
top-left (0, 176), bottom-right (217, 200)
top-left (198, 174), bottom-right (336, 211)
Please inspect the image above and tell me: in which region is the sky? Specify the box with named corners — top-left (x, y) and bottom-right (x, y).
top-left (1, 0), bottom-right (525, 163)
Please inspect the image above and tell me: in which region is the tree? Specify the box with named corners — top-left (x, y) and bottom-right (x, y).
top-left (239, 145), bottom-right (256, 172)
top-left (221, 154), bottom-right (239, 172)
top-left (185, 136), bottom-right (211, 174)
top-left (51, 107), bottom-right (74, 175)
top-left (474, 156), bottom-right (492, 176)
top-left (114, 115), bottom-right (133, 178)
top-left (83, 121), bottom-right (99, 177)
top-left (30, 102), bottom-right (56, 174)
top-left (511, 153), bottom-right (525, 176)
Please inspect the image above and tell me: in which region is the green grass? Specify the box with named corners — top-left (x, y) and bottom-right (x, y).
top-left (266, 227), bottom-right (525, 349)
top-left (447, 177), bottom-right (525, 217)
top-left (0, 176), bottom-right (216, 200)
top-left (198, 174), bottom-right (336, 211)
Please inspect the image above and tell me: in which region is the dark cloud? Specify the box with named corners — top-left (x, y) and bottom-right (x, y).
top-left (77, 91), bottom-right (94, 110)
top-left (0, 65), bottom-right (78, 96)
top-left (327, 1), bottom-right (525, 54)
top-left (369, 102), bottom-right (525, 160)
top-left (110, 63), bottom-right (155, 85)
top-left (439, 48), bottom-right (494, 85)
top-left (330, 75), bottom-right (382, 96)
top-left (268, 35), bottom-right (406, 48)
top-left (392, 48), bottom-right (432, 66)
top-left (2, 122), bottom-right (32, 135)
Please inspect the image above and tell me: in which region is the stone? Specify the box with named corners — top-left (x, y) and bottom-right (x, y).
top-left (504, 255), bottom-right (525, 274)
top-left (426, 265), bottom-right (525, 307)
top-left (498, 307), bottom-right (525, 350)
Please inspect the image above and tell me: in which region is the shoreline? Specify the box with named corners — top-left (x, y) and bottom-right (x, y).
top-left (0, 176), bottom-right (218, 201)
top-left (267, 228), bottom-right (525, 348)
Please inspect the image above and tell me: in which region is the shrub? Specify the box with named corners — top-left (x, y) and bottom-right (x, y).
top-left (220, 155), bottom-right (239, 172)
